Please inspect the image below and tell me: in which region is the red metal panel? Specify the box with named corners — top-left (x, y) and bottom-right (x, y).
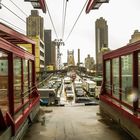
top-left (0, 23), bottom-right (35, 45)
top-left (86, 0), bottom-right (95, 14)
top-left (103, 41), bottom-right (140, 60)
top-left (8, 53), bottom-right (14, 116)
top-left (32, 44), bottom-right (36, 86)
top-left (21, 59), bottom-right (24, 104)
top-left (0, 109), bottom-right (7, 130)
top-left (100, 95), bottom-right (140, 127)
top-left (39, 0), bottom-right (46, 13)
top-left (119, 57), bottom-right (122, 101)
top-left (15, 97), bottom-right (39, 132)
top-left (0, 37), bottom-right (34, 60)
top-left (132, 52), bottom-right (138, 111)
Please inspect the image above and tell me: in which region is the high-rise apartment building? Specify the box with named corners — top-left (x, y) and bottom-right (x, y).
top-left (51, 42), bottom-right (56, 69)
top-left (26, 10), bottom-right (45, 74)
top-left (27, 10), bottom-right (44, 41)
top-left (77, 49), bottom-right (80, 66)
top-left (85, 54), bottom-right (95, 70)
top-left (95, 17), bottom-right (108, 75)
top-left (44, 30), bottom-right (51, 66)
top-left (44, 30), bottom-right (56, 70)
top-left (67, 50), bottom-right (75, 66)
top-left (129, 30), bottom-right (140, 44)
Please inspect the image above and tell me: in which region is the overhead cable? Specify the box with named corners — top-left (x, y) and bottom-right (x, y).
top-left (64, 0), bottom-right (89, 42)
top-left (62, 0), bottom-right (68, 39)
top-left (61, 0), bottom-right (65, 38)
top-left (9, 0), bottom-right (28, 17)
top-left (1, 3), bottom-right (26, 23)
top-left (46, 1), bottom-right (58, 39)
top-left (0, 18), bottom-right (26, 34)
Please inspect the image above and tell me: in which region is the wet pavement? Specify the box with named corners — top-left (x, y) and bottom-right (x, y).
top-left (23, 105), bottom-right (134, 140)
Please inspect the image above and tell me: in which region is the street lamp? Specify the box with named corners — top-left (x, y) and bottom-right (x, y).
top-left (24, 0), bottom-right (46, 13)
top-left (86, 0), bottom-right (109, 14)
top-left (54, 39), bottom-right (65, 70)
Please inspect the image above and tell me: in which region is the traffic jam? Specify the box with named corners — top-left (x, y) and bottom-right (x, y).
top-left (38, 71), bottom-right (101, 106)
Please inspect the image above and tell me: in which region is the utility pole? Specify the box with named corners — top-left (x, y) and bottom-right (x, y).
top-left (54, 39), bottom-right (64, 70)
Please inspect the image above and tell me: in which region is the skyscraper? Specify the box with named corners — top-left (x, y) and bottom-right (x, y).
top-left (44, 30), bottom-right (56, 70)
top-left (67, 50), bottom-right (75, 66)
top-left (85, 54), bottom-right (95, 70)
top-left (77, 48), bottom-right (80, 66)
top-left (26, 10), bottom-right (45, 74)
top-left (44, 30), bottom-right (51, 66)
top-left (27, 10), bottom-right (44, 41)
top-left (129, 30), bottom-right (140, 44)
top-left (95, 17), bottom-right (108, 75)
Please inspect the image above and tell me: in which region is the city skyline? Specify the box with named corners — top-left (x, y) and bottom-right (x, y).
top-left (1, 0), bottom-right (140, 63)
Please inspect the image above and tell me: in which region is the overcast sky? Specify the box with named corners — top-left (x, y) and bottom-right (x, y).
top-left (1, 0), bottom-right (140, 64)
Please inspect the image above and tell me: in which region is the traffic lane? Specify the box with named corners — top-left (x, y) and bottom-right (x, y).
top-left (23, 106), bottom-right (133, 140)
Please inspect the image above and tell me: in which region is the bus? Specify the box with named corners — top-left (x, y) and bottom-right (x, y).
top-left (83, 80), bottom-right (96, 96)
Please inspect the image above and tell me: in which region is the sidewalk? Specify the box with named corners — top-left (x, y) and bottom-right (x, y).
top-left (23, 105), bottom-right (133, 140)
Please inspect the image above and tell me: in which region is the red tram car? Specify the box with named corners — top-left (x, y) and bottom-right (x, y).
top-left (0, 23), bottom-right (40, 140)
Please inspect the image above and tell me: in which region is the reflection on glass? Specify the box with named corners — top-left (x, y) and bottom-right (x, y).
top-left (23, 59), bottom-right (29, 102)
top-left (14, 57), bottom-right (22, 111)
top-left (29, 61), bottom-right (32, 102)
top-left (121, 55), bottom-right (133, 105)
top-left (138, 53), bottom-right (140, 108)
top-left (105, 60), bottom-right (111, 94)
top-left (0, 51), bottom-right (8, 115)
top-left (112, 58), bottom-right (119, 98)
top-left (29, 61), bottom-right (32, 88)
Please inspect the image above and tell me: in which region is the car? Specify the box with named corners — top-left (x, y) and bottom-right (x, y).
top-left (75, 89), bottom-right (85, 97)
top-left (66, 91), bottom-right (74, 99)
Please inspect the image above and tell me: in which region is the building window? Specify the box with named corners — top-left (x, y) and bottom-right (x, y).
top-left (112, 58), bottom-right (119, 99)
top-left (0, 50), bottom-right (9, 115)
top-left (105, 60), bottom-right (111, 94)
top-left (14, 57), bottom-right (22, 111)
top-left (121, 54), bottom-right (133, 105)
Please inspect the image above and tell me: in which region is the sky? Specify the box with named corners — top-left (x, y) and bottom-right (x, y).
top-left (1, 0), bottom-right (140, 64)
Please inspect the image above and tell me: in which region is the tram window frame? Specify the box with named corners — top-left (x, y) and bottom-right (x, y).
top-left (112, 57), bottom-right (120, 99)
top-left (121, 54), bottom-right (133, 105)
top-left (138, 52), bottom-right (140, 108)
top-left (105, 60), bottom-right (111, 94)
top-left (13, 56), bottom-right (22, 112)
top-left (0, 50), bottom-right (9, 115)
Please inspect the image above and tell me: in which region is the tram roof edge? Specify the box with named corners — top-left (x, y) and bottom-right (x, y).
top-left (103, 40), bottom-right (140, 59)
top-left (0, 22), bottom-right (36, 45)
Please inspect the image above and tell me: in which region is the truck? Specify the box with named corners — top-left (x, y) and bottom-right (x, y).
top-left (74, 80), bottom-right (83, 89)
top-left (74, 81), bottom-right (85, 97)
top-left (38, 88), bottom-right (59, 105)
top-left (93, 77), bottom-right (103, 99)
top-left (84, 80), bottom-right (96, 96)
